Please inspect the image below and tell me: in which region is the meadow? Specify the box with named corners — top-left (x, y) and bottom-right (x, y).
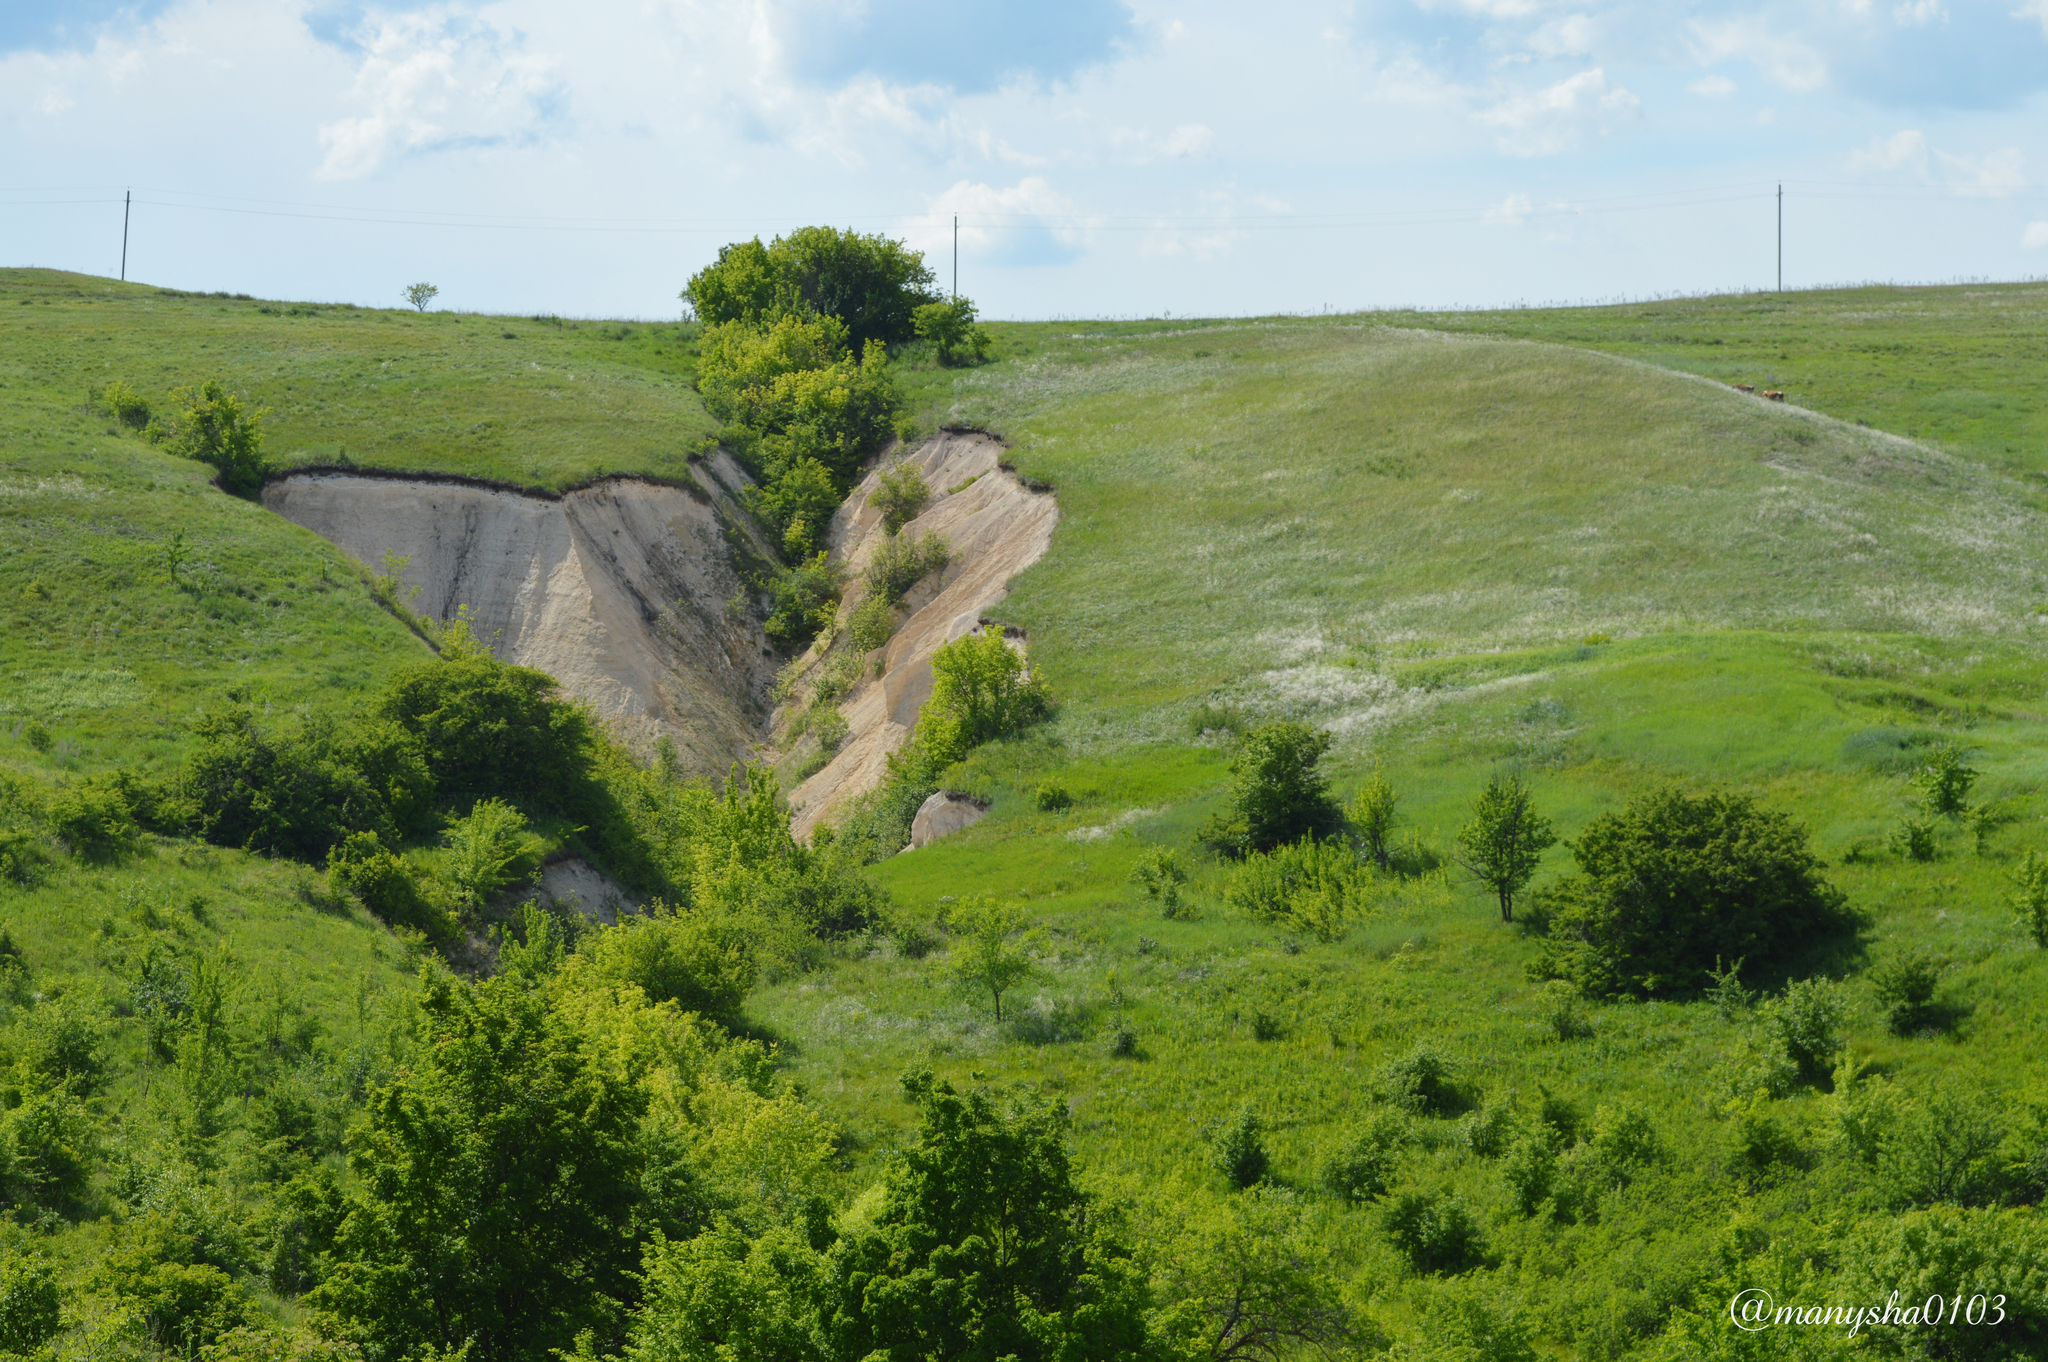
top-left (2, 266), bottom-right (2045, 1359)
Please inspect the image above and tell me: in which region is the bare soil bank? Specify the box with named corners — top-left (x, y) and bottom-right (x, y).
top-left (263, 455), bottom-right (777, 778)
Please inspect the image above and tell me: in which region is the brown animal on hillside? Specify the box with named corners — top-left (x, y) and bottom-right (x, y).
top-left (1763, 390), bottom-right (1785, 401)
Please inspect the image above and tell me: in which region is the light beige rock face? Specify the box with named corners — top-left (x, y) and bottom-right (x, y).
top-left (536, 857), bottom-right (637, 924)
top-left (789, 430), bottom-right (1059, 838)
top-left (264, 470), bottom-right (776, 777)
top-left (907, 790), bottom-right (989, 849)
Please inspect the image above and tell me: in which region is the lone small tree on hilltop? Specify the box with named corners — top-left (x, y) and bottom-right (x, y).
top-left (403, 282), bottom-right (439, 312)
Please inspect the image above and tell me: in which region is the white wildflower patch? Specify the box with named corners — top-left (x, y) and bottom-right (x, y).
top-left (1065, 807), bottom-right (1164, 843)
top-left (1, 668), bottom-right (142, 716)
top-left (0, 476), bottom-right (102, 501)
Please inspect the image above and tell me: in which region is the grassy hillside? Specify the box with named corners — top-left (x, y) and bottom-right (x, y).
top-left (0, 268), bottom-right (714, 489)
top-left (5, 265), bottom-right (2048, 1359)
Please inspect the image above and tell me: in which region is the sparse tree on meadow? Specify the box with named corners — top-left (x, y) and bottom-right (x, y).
top-left (1347, 769), bottom-right (1398, 872)
top-left (948, 896), bottom-right (1038, 1023)
top-left (403, 282), bottom-right (439, 312)
top-left (1455, 774), bottom-right (1554, 924)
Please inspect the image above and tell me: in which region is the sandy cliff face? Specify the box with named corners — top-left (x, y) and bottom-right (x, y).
top-left (787, 430), bottom-right (1059, 838)
top-left (264, 465), bottom-right (777, 778)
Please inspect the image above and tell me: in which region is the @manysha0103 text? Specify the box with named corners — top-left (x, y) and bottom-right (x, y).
top-left (1729, 1288), bottom-right (2007, 1337)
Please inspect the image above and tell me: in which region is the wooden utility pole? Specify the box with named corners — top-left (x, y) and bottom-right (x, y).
top-left (121, 190), bottom-right (131, 281)
top-left (952, 214), bottom-right (958, 300)
top-left (1776, 183), bottom-right (1782, 294)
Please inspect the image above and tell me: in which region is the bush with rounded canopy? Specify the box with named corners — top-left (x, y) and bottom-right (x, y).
top-left (1534, 787), bottom-right (1851, 999)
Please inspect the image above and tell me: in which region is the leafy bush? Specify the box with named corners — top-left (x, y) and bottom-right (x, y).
top-left (444, 798), bottom-right (545, 909)
top-left (165, 379), bottom-right (271, 498)
top-left (1034, 783), bottom-right (1072, 813)
top-left (1761, 976), bottom-right (1847, 1083)
top-left (20, 996), bottom-right (109, 1095)
top-left (761, 551), bottom-right (846, 648)
top-left (1538, 979), bottom-right (1592, 1041)
top-left (809, 705), bottom-right (849, 755)
top-left (1833, 1206), bottom-right (2048, 1361)
top-left (911, 297), bottom-right (992, 366)
top-left (751, 455), bottom-right (840, 553)
top-left (1533, 788), bottom-right (1851, 999)
top-left (378, 639), bottom-right (597, 813)
top-left (0, 777), bottom-right (49, 887)
top-left (870, 462), bottom-right (932, 532)
top-left (184, 709), bottom-right (435, 860)
top-left (1210, 1107), bottom-right (1270, 1189)
top-left (1347, 771), bottom-right (1398, 871)
top-left (0, 1254), bottom-right (62, 1356)
top-left (1384, 1045), bottom-right (1466, 1117)
top-left (325, 832), bottom-right (452, 940)
top-left (1455, 774), bottom-right (1555, 924)
top-left (574, 901), bottom-right (757, 1028)
top-left (1914, 742), bottom-right (1979, 816)
top-left (1131, 846), bottom-right (1193, 919)
top-left (47, 774), bottom-right (137, 863)
top-left (1200, 722), bottom-right (1343, 857)
top-left (1321, 1110), bottom-right (1409, 1203)
top-left (2012, 851), bottom-right (2048, 947)
top-left (847, 593), bottom-right (895, 653)
top-left (698, 313), bottom-right (899, 489)
top-left (1871, 949), bottom-right (1945, 1035)
top-left (97, 378), bottom-right (154, 429)
top-left (907, 625), bottom-right (1052, 775)
top-left (1380, 1189), bottom-right (1484, 1274)
top-left (1223, 836), bottom-right (1369, 940)
top-left (864, 530), bottom-right (950, 603)
top-left (1893, 814), bottom-right (1940, 862)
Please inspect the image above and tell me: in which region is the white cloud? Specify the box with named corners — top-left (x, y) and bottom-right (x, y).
top-left (1484, 192), bottom-right (1532, 225)
top-left (913, 177), bottom-right (1089, 267)
top-left (1108, 122), bottom-right (1214, 162)
top-left (2023, 221), bottom-right (2048, 248)
top-left (1689, 18), bottom-right (1828, 92)
top-left (1848, 129), bottom-right (1928, 173)
top-left (1892, 0), bottom-right (1948, 24)
top-left (1476, 68), bottom-right (1640, 157)
top-left (1936, 147), bottom-right (2025, 196)
top-left (2017, 1), bottom-right (2048, 39)
top-left (316, 7), bottom-right (563, 180)
top-left (1688, 75), bottom-right (1737, 96)
top-left (1527, 14), bottom-right (1598, 57)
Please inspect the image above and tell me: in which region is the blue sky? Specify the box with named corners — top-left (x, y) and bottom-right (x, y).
top-left (4, 0), bottom-right (2046, 318)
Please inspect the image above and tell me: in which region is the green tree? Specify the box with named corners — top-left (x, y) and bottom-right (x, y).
top-left (908, 625), bottom-right (1052, 775)
top-left (870, 462), bottom-right (931, 533)
top-left (682, 238), bottom-right (786, 328)
top-left (573, 901), bottom-right (757, 1030)
top-left (823, 1076), bottom-right (1152, 1362)
top-left (1455, 774), bottom-right (1554, 924)
top-left (911, 297), bottom-right (991, 366)
top-left (1150, 1190), bottom-right (1353, 1362)
top-left (768, 227), bottom-right (940, 349)
top-left (403, 282), bottom-right (439, 312)
top-left (1914, 742), bottom-right (1978, 816)
top-left (0, 1254), bottom-right (62, 1356)
top-left (947, 896), bottom-right (1038, 1023)
top-left (1532, 787), bottom-right (1849, 998)
top-left (1347, 770), bottom-right (1399, 872)
top-left (1870, 949), bottom-right (1944, 1036)
top-left (1199, 722), bottom-right (1342, 857)
top-left (310, 972), bottom-right (648, 1362)
top-left (629, 1220), bottom-right (829, 1362)
top-left (169, 379), bottom-right (271, 497)
top-left (1210, 1107), bottom-right (1270, 1190)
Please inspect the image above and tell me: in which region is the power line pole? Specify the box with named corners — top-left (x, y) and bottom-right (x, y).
top-left (1776, 182), bottom-right (1782, 294)
top-left (952, 214), bottom-right (958, 301)
top-left (121, 189), bottom-right (131, 282)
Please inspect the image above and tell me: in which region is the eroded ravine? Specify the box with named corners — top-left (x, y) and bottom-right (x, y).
top-left (264, 455), bottom-right (777, 779)
top-left (263, 433), bottom-right (1059, 836)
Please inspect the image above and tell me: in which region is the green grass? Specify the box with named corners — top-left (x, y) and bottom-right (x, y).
top-left (0, 268), bottom-right (716, 490)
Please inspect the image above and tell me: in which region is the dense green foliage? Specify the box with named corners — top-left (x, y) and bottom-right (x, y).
top-left (1200, 723), bottom-right (1342, 856)
top-left (1534, 788), bottom-right (1852, 998)
top-left (158, 380), bottom-right (271, 498)
top-left (904, 626), bottom-right (1053, 778)
top-left (910, 298), bottom-right (990, 367)
top-left (684, 228), bottom-right (939, 350)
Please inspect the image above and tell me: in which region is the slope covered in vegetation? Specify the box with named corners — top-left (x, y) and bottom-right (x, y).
top-left (4, 263), bottom-right (2048, 1362)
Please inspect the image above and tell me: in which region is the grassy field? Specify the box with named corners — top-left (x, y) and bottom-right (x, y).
top-left (4, 265), bottom-right (2047, 1357)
